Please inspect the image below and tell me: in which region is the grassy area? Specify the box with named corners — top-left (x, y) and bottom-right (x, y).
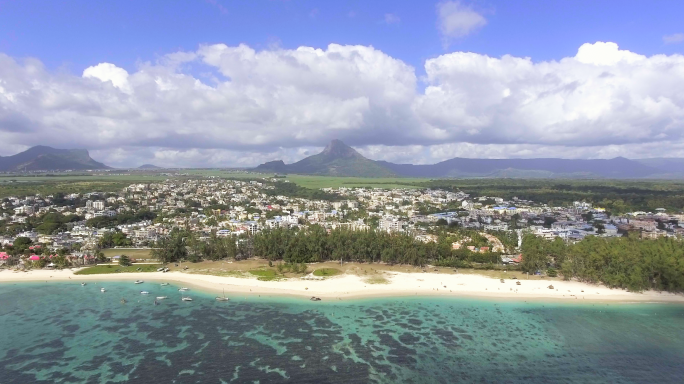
top-left (365, 276), bottom-right (390, 284)
top-left (283, 174), bottom-right (425, 189)
top-left (74, 264), bottom-right (162, 275)
top-left (100, 248), bottom-right (154, 259)
top-left (248, 269), bottom-right (279, 281)
top-left (312, 268), bottom-right (342, 277)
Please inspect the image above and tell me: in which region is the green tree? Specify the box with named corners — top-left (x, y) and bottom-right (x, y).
top-left (119, 254), bottom-right (132, 267)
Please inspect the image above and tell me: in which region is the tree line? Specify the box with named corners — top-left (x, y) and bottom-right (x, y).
top-left (521, 234), bottom-right (684, 292)
top-left (151, 226), bottom-right (503, 267)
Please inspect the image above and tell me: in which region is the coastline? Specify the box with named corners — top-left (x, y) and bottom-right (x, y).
top-left (1, 268), bottom-right (683, 303)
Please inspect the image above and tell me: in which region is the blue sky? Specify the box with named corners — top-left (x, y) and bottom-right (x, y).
top-left (1, 0), bottom-right (684, 167)
top-left (2, 0), bottom-right (682, 74)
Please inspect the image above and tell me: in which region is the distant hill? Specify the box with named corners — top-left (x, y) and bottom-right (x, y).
top-left (255, 140), bottom-right (682, 179)
top-left (255, 140), bottom-right (396, 177)
top-left (0, 146), bottom-right (110, 172)
top-left (138, 164), bottom-right (163, 169)
top-left (378, 156), bottom-right (660, 179)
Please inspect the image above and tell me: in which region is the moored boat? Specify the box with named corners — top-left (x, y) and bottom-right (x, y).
top-left (101, 288), bottom-right (106, 292)
top-left (182, 296), bottom-right (193, 301)
top-left (178, 287), bottom-right (190, 292)
top-left (134, 280), bottom-right (144, 284)
top-left (215, 289), bottom-right (230, 302)
top-left (156, 296), bottom-right (168, 300)
top-left (140, 291), bottom-right (150, 295)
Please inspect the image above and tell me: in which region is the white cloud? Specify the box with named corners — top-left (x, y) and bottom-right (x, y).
top-left (436, 1), bottom-right (486, 47)
top-left (384, 13), bottom-right (400, 24)
top-left (1, 41), bottom-right (684, 166)
top-left (663, 33), bottom-right (684, 45)
top-left (83, 63), bottom-right (132, 94)
top-left (414, 41), bottom-right (684, 148)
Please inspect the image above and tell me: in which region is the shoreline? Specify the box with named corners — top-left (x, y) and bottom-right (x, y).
top-left (1, 268), bottom-right (683, 304)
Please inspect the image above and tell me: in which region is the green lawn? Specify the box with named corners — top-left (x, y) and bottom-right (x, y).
top-left (248, 269), bottom-right (279, 281)
top-left (313, 268), bottom-right (342, 277)
top-left (101, 248), bottom-right (154, 259)
top-left (74, 264), bottom-right (162, 275)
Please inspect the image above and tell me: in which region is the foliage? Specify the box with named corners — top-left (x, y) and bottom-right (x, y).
top-left (74, 264), bottom-right (162, 275)
top-left (264, 181), bottom-right (343, 201)
top-left (86, 210), bottom-right (156, 229)
top-left (118, 254), bottom-right (132, 267)
top-left (313, 268), bottom-right (342, 277)
top-left (417, 179), bottom-right (684, 214)
top-left (99, 232), bottom-right (132, 248)
top-left (521, 233), bottom-right (684, 292)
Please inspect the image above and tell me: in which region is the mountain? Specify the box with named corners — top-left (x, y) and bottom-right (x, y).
top-left (255, 139), bottom-right (679, 179)
top-left (0, 146), bottom-right (110, 172)
top-left (632, 158), bottom-right (684, 178)
top-left (138, 164), bottom-right (163, 169)
top-left (378, 156), bottom-right (660, 179)
top-left (255, 139), bottom-right (396, 177)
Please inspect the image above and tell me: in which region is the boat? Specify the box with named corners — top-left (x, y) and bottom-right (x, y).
top-left (81, 282), bottom-right (86, 286)
top-left (140, 291), bottom-right (150, 295)
top-left (134, 280), bottom-right (144, 284)
top-left (160, 283), bottom-right (170, 286)
top-left (310, 296), bottom-right (321, 301)
top-left (182, 296), bottom-right (193, 301)
top-left (178, 287), bottom-right (190, 292)
top-left (215, 289), bottom-right (230, 302)
top-left (101, 288), bottom-right (106, 292)
top-left (156, 296), bottom-right (168, 300)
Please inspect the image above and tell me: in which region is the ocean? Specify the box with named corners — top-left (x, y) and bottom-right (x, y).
top-left (0, 281), bottom-right (683, 383)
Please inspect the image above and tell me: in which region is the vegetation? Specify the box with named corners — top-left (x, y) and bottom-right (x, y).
top-left (521, 234), bottom-right (684, 292)
top-left (313, 268), bottom-right (342, 277)
top-left (74, 264), bottom-right (162, 275)
top-left (118, 254), bottom-right (132, 267)
top-left (264, 181), bottom-right (343, 201)
top-left (417, 179), bottom-right (684, 214)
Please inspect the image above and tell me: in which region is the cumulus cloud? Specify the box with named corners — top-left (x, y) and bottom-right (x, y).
top-left (1, 41), bottom-right (684, 166)
top-left (436, 1), bottom-right (486, 47)
top-left (83, 63), bottom-right (132, 94)
top-left (663, 33), bottom-right (684, 44)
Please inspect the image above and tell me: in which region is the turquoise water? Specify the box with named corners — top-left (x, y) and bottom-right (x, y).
top-left (1, 282), bottom-right (683, 383)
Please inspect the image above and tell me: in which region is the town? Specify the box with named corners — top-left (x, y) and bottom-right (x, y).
top-left (1, 177), bottom-right (682, 267)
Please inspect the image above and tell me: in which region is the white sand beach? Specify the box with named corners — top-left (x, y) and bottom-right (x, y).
top-left (1, 268), bottom-right (683, 303)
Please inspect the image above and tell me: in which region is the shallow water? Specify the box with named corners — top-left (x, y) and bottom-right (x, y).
top-left (0, 281), bottom-right (683, 383)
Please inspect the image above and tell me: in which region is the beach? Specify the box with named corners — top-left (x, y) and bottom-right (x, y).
top-left (1, 267), bottom-right (682, 303)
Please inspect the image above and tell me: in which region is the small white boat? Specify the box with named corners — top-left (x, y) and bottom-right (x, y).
top-left (178, 287), bottom-right (189, 292)
top-left (215, 289), bottom-right (230, 302)
top-left (140, 291), bottom-right (150, 295)
top-left (181, 296), bottom-right (193, 301)
top-left (160, 283), bottom-right (170, 286)
top-left (100, 288), bottom-right (106, 292)
top-left (81, 283), bottom-right (86, 286)
top-left (156, 296), bottom-right (168, 300)
top-left (157, 267), bottom-right (164, 272)
top-left (134, 280), bottom-right (144, 284)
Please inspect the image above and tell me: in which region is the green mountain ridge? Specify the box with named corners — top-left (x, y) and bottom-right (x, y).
top-left (0, 146), bottom-right (110, 171)
top-left (254, 140), bottom-right (684, 179)
top-left (255, 140), bottom-right (396, 177)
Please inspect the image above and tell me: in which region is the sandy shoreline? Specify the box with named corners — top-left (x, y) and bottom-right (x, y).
top-left (1, 268), bottom-right (683, 303)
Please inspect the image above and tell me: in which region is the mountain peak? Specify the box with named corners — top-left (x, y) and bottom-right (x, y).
top-left (321, 139), bottom-right (361, 159)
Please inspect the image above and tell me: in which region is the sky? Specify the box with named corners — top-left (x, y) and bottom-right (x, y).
top-left (1, 0), bottom-right (684, 168)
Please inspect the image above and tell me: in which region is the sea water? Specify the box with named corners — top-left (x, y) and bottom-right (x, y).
top-left (0, 281), bottom-right (683, 383)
